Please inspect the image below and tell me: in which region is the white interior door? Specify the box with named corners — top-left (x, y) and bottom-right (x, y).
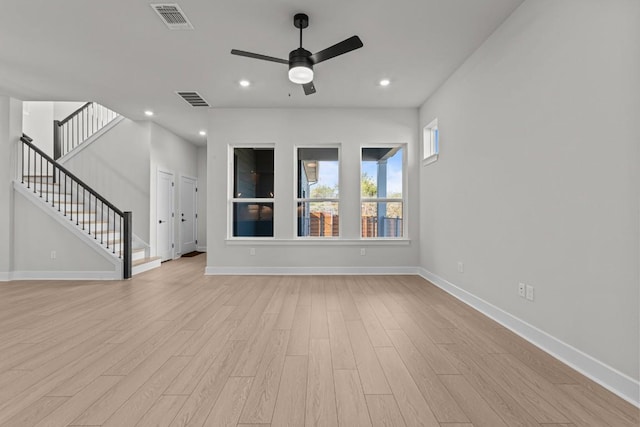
top-left (157, 170), bottom-right (174, 261)
top-left (180, 176), bottom-right (197, 254)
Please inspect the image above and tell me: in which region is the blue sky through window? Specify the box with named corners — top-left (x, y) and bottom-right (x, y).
top-left (361, 148), bottom-right (403, 196)
top-left (314, 148), bottom-right (402, 196)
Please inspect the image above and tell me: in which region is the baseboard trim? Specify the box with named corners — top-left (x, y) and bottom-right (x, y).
top-left (9, 270), bottom-right (120, 281)
top-left (418, 267), bottom-right (640, 407)
top-left (0, 272), bottom-right (10, 282)
top-left (196, 245), bottom-right (207, 252)
top-left (205, 266), bottom-right (419, 275)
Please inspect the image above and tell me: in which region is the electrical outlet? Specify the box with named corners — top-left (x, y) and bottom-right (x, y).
top-left (249, 248), bottom-right (256, 256)
top-left (50, 251), bottom-right (56, 260)
top-left (518, 283), bottom-right (526, 298)
top-left (457, 261), bottom-right (464, 273)
top-left (526, 284), bottom-right (534, 301)
top-left (360, 248), bottom-right (366, 256)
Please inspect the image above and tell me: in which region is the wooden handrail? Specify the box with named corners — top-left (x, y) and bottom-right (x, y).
top-left (58, 102), bottom-right (92, 126)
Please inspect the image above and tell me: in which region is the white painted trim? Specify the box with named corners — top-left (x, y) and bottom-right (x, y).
top-left (132, 258), bottom-right (161, 276)
top-left (57, 115), bottom-right (125, 165)
top-left (293, 143), bottom-right (342, 238)
top-left (205, 266), bottom-right (418, 276)
top-left (9, 270), bottom-right (120, 280)
top-left (228, 143), bottom-right (276, 239)
top-left (359, 142), bottom-right (409, 239)
top-left (422, 153), bottom-right (438, 167)
top-left (13, 181), bottom-right (122, 277)
top-left (178, 174), bottom-right (198, 255)
top-left (133, 234), bottom-right (151, 259)
top-left (196, 245), bottom-right (207, 252)
top-left (225, 238), bottom-right (411, 246)
top-left (0, 272), bottom-right (10, 282)
top-left (156, 168), bottom-right (176, 261)
top-left (418, 267), bottom-right (640, 407)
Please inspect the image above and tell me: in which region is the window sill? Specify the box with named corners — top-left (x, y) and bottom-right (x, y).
top-left (225, 238), bottom-right (411, 246)
top-left (422, 153), bottom-right (438, 166)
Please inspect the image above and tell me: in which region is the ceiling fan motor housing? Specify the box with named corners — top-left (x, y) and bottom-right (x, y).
top-left (288, 48), bottom-right (314, 84)
top-left (289, 48), bottom-right (313, 69)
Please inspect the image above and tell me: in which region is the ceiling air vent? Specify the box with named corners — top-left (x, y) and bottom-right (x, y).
top-left (151, 4), bottom-right (194, 30)
top-left (176, 91), bottom-right (210, 107)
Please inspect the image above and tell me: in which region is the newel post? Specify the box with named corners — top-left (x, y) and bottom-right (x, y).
top-left (123, 211), bottom-right (133, 279)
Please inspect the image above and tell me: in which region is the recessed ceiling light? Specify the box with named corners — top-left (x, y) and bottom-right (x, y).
top-left (379, 79), bottom-right (391, 87)
top-left (239, 80), bottom-right (251, 87)
top-left (199, 130), bottom-right (206, 136)
top-left (144, 110), bottom-right (154, 116)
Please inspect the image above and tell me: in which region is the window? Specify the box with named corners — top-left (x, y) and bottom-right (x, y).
top-left (423, 118), bottom-right (439, 165)
top-left (296, 147), bottom-right (340, 237)
top-left (361, 146), bottom-right (404, 238)
top-left (231, 147), bottom-right (274, 237)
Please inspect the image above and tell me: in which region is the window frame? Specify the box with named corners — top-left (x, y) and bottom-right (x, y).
top-left (360, 143), bottom-right (407, 239)
top-left (294, 144), bottom-right (341, 239)
top-left (228, 144), bottom-right (276, 239)
top-left (423, 118), bottom-right (439, 166)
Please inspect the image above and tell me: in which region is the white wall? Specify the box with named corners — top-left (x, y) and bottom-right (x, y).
top-left (22, 101), bottom-right (85, 157)
top-left (62, 118), bottom-right (151, 242)
top-left (206, 108), bottom-right (419, 272)
top-left (419, 0), bottom-right (639, 386)
top-left (13, 190), bottom-right (117, 275)
top-left (150, 123), bottom-right (199, 257)
top-left (0, 96), bottom-right (22, 278)
top-left (196, 145), bottom-right (207, 251)
top-left (22, 102), bottom-right (54, 156)
top-left (53, 102), bottom-right (85, 121)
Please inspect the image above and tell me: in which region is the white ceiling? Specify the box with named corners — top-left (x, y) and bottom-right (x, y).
top-left (0, 0), bottom-right (523, 145)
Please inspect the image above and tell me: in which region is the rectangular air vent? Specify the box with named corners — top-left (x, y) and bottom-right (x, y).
top-left (176, 91), bottom-right (210, 107)
top-left (151, 4), bottom-right (194, 30)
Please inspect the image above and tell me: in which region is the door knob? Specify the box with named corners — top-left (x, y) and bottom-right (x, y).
top-left (181, 219), bottom-right (186, 222)
top-left (159, 220), bottom-right (164, 224)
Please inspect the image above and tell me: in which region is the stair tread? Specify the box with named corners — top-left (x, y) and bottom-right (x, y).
top-left (132, 256), bottom-right (161, 267)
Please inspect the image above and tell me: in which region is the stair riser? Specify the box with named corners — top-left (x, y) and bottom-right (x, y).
top-left (23, 177), bottom-right (56, 184)
top-left (26, 191), bottom-right (73, 201)
top-left (77, 222), bottom-right (110, 232)
top-left (93, 232), bottom-right (121, 241)
top-left (24, 181), bottom-right (102, 201)
top-left (65, 212), bottom-right (98, 222)
top-left (118, 249), bottom-right (146, 259)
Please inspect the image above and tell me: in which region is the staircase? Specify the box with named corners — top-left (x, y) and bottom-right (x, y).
top-left (18, 102), bottom-right (161, 279)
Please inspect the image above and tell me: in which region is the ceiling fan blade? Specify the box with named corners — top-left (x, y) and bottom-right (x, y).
top-left (230, 49), bottom-right (289, 65)
top-left (303, 81), bottom-right (316, 95)
top-left (309, 35), bottom-right (363, 64)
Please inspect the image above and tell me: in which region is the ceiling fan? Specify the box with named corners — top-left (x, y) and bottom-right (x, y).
top-left (231, 13), bottom-right (363, 95)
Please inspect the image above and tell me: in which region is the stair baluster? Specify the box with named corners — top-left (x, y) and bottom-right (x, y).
top-left (21, 134), bottom-right (132, 279)
top-left (53, 102), bottom-right (119, 160)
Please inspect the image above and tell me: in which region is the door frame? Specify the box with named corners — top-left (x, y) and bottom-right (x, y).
top-left (156, 168), bottom-right (175, 261)
top-left (179, 174), bottom-right (198, 256)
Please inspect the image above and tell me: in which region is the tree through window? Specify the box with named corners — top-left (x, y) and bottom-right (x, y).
top-left (297, 147), bottom-right (340, 237)
top-left (361, 146), bottom-right (404, 238)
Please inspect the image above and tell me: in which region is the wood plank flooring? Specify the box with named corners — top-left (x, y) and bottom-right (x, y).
top-left (0, 255), bottom-right (637, 427)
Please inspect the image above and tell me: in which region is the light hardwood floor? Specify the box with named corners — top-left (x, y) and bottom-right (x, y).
top-left (0, 255), bottom-right (637, 427)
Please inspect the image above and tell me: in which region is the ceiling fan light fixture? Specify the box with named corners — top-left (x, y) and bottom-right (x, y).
top-left (288, 65), bottom-right (314, 84)
top-left (231, 13), bottom-right (363, 94)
